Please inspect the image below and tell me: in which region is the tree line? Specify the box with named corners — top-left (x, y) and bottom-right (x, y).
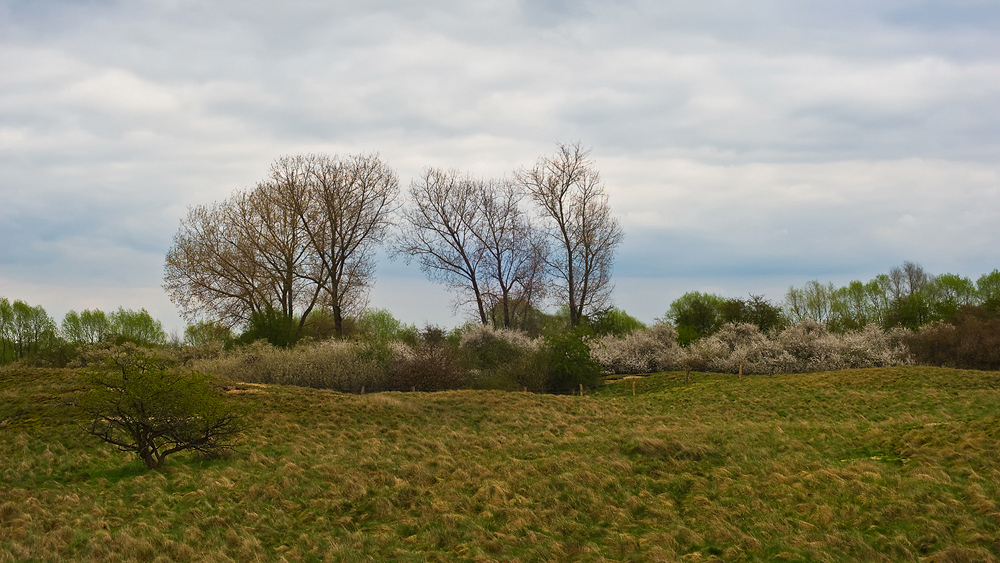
top-left (0, 299), bottom-right (167, 365)
top-left (163, 142), bottom-right (623, 341)
top-left (663, 261), bottom-right (1000, 346)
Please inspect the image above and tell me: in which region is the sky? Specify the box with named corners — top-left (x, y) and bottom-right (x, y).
top-left (2, 0), bottom-right (999, 335)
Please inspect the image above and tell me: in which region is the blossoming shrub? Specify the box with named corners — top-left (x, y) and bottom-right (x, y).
top-left (591, 323), bottom-right (685, 374)
top-left (685, 321), bottom-right (910, 375)
top-left (687, 323), bottom-right (796, 375)
top-left (834, 324), bottom-right (911, 369)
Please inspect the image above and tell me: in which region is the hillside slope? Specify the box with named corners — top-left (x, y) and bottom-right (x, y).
top-left (2, 366), bottom-right (999, 562)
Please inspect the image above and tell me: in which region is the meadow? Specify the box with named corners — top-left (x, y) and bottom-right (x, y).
top-left (2, 365), bottom-right (999, 562)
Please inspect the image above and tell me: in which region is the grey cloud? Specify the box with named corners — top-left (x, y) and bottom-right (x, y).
top-left (1, 1), bottom-right (998, 330)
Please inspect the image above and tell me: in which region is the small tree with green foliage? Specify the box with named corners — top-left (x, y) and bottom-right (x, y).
top-left (109, 307), bottom-right (167, 347)
top-left (0, 298), bottom-right (60, 363)
top-left (238, 306), bottom-right (298, 347)
top-left (584, 307), bottom-right (645, 337)
top-left (662, 292), bottom-right (726, 346)
top-left (184, 320), bottom-right (234, 348)
top-left (62, 309), bottom-right (113, 345)
top-left (977, 270), bottom-right (1000, 314)
top-left (78, 345), bottom-right (247, 469)
top-left (719, 294), bottom-right (786, 334)
top-left (543, 328), bottom-right (602, 393)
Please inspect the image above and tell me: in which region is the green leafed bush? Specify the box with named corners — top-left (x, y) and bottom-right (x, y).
top-left (459, 324), bottom-right (547, 391)
top-left (77, 344), bottom-right (247, 469)
top-left (543, 327), bottom-right (601, 393)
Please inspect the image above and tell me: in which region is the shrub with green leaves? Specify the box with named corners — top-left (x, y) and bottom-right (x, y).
top-left (459, 324), bottom-right (547, 391)
top-left (543, 328), bottom-right (601, 392)
top-left (77, 344), bottom-right (247, 469)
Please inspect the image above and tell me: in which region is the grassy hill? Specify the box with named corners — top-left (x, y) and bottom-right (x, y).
top-left (2, 366), bottom-right (999, 562)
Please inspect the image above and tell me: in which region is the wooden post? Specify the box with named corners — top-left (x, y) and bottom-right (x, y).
top-left (685, 369), bottom-right (691, 384)
top-left (523, 386), bottom-right (528, 393)
top-left (579, 383), bottom-right (584, 396)
top-left (632, 379), bottom-right (636, 396)
top-left (361, 385), bottom-right (365, 394)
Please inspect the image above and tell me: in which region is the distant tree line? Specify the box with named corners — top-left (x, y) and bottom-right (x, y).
top-left (659, 262), bottom-right (1000, 371)
top-left (5, 260), bottom-right (1000, 373)
top-left (0, 299), bottom-right (167, 365)
top-left (661, 262), bottom-right (1000, 340)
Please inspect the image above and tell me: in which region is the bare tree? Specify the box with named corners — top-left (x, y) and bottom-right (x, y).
top-left (164, 153), bottom-right (397, 338)
top-left (888, 261), bottom-right (932, 300)
top-left (393, 168), bottom-right (490, 324)
top-left (290, 153), bottom-right (399, 335)
top-left (517, 142), bottom-right (623, 326)
top-left (472, 179), bottom-right (548, 329)
top-left (164, 176), bottom-right (320, 337)
top-left (164, 199), bottom-right (271, 328)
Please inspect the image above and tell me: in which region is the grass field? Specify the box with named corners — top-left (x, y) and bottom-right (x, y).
top-left (2, 365), bottom-right (999, 562)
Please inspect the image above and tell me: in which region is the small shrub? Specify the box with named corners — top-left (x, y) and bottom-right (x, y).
top-left (543, 328), bottom-right (601, 393)
top-left (77, 344), bottom-right (247, 469)
top-left (388, 327), bottom-right (465, 391)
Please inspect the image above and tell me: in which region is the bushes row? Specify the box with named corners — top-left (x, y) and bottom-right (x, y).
top-left (593, 321), bottom-right (911, 375)
top-left (193, 308), bottom-right (1000, 392)
top-left (196, 324), bottom-right (601, 394)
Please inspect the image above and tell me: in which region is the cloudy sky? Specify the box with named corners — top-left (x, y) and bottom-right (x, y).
top-left (2, 0), bottom-right (999, 334)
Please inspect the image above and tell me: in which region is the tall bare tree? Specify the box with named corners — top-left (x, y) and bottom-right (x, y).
top-left (164, 153), bottom-right (397, 338)
top-left (472, 179), bottom-right (548, 329)
top-left (393, 168), bottom-right (490, 324)
top-left (164, 198), bottom-right (275, 328)
top-left (287, 153), bottom-right (399, 335)
top-left (517, 142), bottom-right (623, 326)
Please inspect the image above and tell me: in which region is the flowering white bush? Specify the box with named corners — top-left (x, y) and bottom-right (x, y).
top-left (832, 324), bottom-right (911, 369)
top-left (691, 323), bottom-right (797, 375)
top-left (684, 321), bottom-right (911, 375)
top-left (591, 323), bottom-right (685, 374)
top-left (777, 320), bottom-right (843, 372)
top-left (459, 324), bottom-right (543, 354)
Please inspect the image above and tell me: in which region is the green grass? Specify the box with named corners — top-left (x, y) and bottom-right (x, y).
top-left (2, 365), bottom-right (999, 562)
